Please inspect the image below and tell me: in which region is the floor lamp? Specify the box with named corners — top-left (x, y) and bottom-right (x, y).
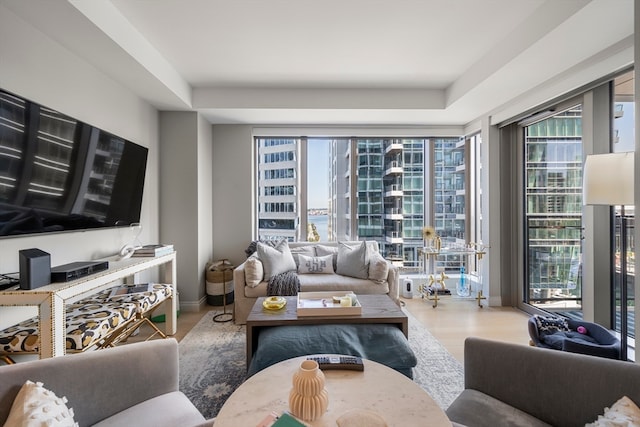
top-left (583, 151), bottom-right (635, 360)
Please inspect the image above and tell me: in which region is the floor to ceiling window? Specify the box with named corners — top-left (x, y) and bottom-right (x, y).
top-left (254, 136), bottom-right (477, 270)
top-left (522, 105), bottom-right (584, 313)
top-left (513, 69), bottom-right (635, 345)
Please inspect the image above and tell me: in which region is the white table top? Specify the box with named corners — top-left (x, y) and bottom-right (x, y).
top-left (214, 355), bottom-right (452, 427)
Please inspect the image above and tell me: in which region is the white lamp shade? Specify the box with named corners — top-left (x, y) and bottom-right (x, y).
top-left (583, 152), bottom-right (635, 205)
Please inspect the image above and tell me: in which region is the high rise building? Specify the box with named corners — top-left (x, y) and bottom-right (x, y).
top-left (256, 138), bottom-right (301, 241)
top-left (256, 136), bottom-right (471, 272)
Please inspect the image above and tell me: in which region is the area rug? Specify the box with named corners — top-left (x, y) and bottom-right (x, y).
top-left (179, 309), bottom-right (464, 419)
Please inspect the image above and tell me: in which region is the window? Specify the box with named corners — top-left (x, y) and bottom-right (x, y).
top-left (522, 105), bottom-right (584, 311)
top-left (255, 135), bottom-right (474, 267)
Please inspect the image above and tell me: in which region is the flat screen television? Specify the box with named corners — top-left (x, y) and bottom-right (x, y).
top-left (0, 89), bottom-right (148, 238)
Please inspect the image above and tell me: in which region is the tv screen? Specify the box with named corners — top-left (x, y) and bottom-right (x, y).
top-left (0, 89), bottom-right (148, 238)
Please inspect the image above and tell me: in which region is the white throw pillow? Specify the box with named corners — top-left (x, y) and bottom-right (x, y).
top-left (368, 252), bottom-right (389, 283)
top-left (297, 254), bottom-right (334, 274)
top-left (315, 245), bottom-right (339, 270)
top-left (244, 255), bottom-right (264, 287)
top-left (4, 380), bottom-right (78, 427)
top-left (257, 240), bottom-right (296, 281)
top-left (290, 246), bottom-right (316, 267)
top-left (585, 396), bottom-right (640, 427)
top-left (336, 241), bottom-right (369, 279)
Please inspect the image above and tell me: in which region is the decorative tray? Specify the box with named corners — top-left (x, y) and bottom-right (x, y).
top-left (297, 291), bottom-right (362, 317)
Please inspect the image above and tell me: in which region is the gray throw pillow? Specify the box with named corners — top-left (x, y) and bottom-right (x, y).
top-left (257, 240), bottom-right (296, 281)
top-left (336, 241), bottom-right (369, 279)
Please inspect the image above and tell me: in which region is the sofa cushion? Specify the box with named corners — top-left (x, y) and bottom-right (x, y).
top-left (4, 380), bottom-right (78, 427)
top-left (336, 241), bottom-right (369, 279)
top-left (244, 256), bottom-right (264, 287)
top-left (290, 246), bottom-right (316, 267)
top-left (315, 245), bottom-right (339, 270)
top-left (91, 392), bottom-right (206, 427)
top-left (298, 273), bottom-right (389, 295)
top-left (297, 254), bottom-right (334, 274)
top-left (368, 252), bottom-right (389, 283)
top-left (446, 389), bottom-right (552, 427)
top-left (257, 240), bottom-right (296, 281)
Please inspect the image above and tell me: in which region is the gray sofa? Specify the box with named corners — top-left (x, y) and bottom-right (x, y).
top-left (447, 337), bottom-right (640, 427)
top-left (233, 240), bottom-right (400, 324)
top-left (0, 339), bottom-right (213, 427)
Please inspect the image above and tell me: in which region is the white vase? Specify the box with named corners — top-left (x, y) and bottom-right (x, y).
top-left (289, 359), bottom-right (329, 421)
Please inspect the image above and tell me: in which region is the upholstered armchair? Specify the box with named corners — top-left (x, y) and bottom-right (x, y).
top-left (528, 315), bottom-right (620, 360)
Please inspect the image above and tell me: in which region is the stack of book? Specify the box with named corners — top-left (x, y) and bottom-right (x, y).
top-left (133, 244), bottom-right (174, 257)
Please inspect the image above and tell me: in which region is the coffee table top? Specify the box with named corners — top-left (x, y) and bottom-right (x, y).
top-left (247, 294), bottom-right (407, 331)
top-left (214, 355), bottom-right (451, 427)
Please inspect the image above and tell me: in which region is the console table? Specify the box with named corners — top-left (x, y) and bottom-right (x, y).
top-left (0, 252), bottom-right (177, 359)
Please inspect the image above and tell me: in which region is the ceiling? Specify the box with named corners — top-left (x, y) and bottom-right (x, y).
top-left (3, 0), bottom-right (635, 126)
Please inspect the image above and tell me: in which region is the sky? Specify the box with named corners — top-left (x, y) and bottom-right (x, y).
top-left (615, 102), bottom-right (635, 153)
top-left (307, 139), bottom-right (330, 209)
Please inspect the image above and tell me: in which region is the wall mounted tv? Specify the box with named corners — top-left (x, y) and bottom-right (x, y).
top-left (0, 89), bottom-right (148, 238)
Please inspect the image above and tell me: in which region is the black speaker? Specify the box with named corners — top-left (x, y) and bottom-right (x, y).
top-left (19, 248), bottom-right (51, 290)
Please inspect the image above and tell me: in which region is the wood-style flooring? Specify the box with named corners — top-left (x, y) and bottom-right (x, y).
top-left (143, 296), bottom-right (532, 363)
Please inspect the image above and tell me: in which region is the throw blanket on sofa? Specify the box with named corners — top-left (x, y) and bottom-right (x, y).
top-left (267, 270), bottom-right (300, 296)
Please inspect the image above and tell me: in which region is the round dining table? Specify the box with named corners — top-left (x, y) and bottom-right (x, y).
top-left (214, 355), bottom-right (452, 426)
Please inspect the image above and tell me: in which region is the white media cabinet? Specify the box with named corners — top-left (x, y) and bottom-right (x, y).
top-left (0, 252), bottom-right (177, 359)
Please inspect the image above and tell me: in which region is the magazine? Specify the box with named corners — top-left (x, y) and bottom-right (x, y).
top-left (132, 244), bottom-right (174, 257)
top-left (109, 283), bottom-right (154, 298)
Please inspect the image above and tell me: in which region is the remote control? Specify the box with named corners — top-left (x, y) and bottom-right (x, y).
top-left (307, 355), bottom-right (364, 371)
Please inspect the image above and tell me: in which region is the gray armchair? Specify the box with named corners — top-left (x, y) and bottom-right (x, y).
top-left (528, 316), bottom-right (620, 359)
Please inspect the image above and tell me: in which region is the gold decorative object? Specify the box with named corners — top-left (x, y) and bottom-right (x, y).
top-left (262, 296), bottom-right (287, 310)
top-left (422, 225), bottom-right (436, 241)
top-left (289, 359), bottom-right (329, 421)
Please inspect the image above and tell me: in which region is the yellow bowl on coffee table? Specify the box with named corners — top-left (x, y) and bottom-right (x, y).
top-left (263, 296), bottom-right (287, 311)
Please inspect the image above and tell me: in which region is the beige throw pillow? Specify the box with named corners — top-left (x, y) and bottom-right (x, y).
top-left (368, 252), bottom-right (389, 283)
top-left (336, 241), bottom-right (369, 279)
top-left (4, 380), bottom-right (78, 427)
top-left (586, 396), bottom-right (640, 426)
top-left (298, 254), bottom-right (334, 274)
top-left (257, 240), bottom-right (296, 281)
top-left (244, 255), bottom-right (264, 287)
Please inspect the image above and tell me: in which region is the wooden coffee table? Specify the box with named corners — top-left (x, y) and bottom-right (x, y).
top-left (246, 294), bottom-right (407, 367)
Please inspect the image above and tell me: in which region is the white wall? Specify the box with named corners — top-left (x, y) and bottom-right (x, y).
top-left (211, 125), bottom-right (254, 266)
top-left (158, 112), bottom-right (215, 309)
top-left (0, 5), bottom-right (160, 327)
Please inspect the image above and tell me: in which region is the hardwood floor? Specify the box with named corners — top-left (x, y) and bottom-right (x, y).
top-left (149, 297), bottom-right (532, 364)
top-left (401, 296), bottom-right (531, 362)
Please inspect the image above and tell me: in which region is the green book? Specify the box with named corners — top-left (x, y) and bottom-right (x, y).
top-left (271, 412), bottom-right (306, 427)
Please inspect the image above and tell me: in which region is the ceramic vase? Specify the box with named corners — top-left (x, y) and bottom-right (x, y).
top-left (289, 359), bottom-right (329, 421)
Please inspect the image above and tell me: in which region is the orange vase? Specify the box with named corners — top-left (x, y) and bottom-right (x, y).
top-left (289, 359), bottom-right (329, 421)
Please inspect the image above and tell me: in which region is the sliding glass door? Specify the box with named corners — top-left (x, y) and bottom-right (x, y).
top-left (523, 105), bottom-right (584, 315)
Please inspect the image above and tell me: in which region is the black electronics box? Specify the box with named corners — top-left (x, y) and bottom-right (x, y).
top-left (50, 261), bottom-right (109, 282)
top-left (19, 248), bottom-right (51, 290)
